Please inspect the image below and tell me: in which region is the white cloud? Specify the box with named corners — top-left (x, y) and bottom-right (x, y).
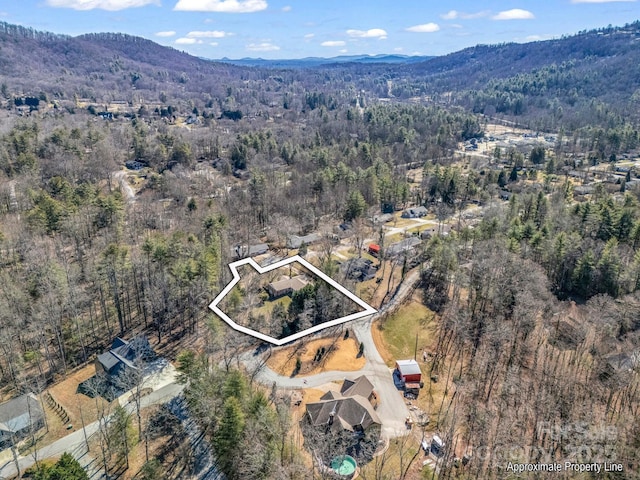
top-left (405, 22), bottom-right (440, 33)
top-left (210, 42), bottom-right (219, 46)
top-left (441, 9), bottom-right (488, 20)
top-left (393, 47), bottom-right (403, 52)
top-left (321, 40), bottom-right (346, 47)
top-left (187, 30), bottom-right (230, 38)
top-left (304, 33), bottom-right (315, 39)
top-left (524, 33), bottom-right (555, 41)
top-left (45, 0), bottom-right (158, 10)
top-left (175, 37), bottom-right (199, 44)
top-left (572, 0), bottom-right (636, 2)
top-left (246, 42), bottom-right (280, 51)
top-left (155, 31), bottom-right (177, 37)
top-left (174, 0), bottom-right (267, 13)
top-left (281, 5), bottom-right (291, 11)
top-left (346, 28), bottom-right (387, 39)
top-left (339, 49), bottom-right (348, 53)
top-left (492, 9), bottom-right (535, 20)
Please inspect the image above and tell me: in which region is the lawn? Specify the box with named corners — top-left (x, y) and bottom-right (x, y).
top-left (372, 294), bottom-right (455, 437)
top-left (373, 298), bottom-right (436, 368)
top-left (254, 295), bottom-right (292, 317)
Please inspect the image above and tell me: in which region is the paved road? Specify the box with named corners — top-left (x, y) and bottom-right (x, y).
top-left (241, 268), bottom-right (422, 439)
top-left (0, 383), bottom-right (184, 480)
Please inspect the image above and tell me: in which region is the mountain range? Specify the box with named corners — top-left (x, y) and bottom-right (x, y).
top-left (1, 20), bottom-right (639, 128)
top-left (214, 54), bottom-right (432, 68)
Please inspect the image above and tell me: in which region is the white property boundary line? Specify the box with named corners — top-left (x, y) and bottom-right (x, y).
top-left (208, 255), bottom-right (378, 346)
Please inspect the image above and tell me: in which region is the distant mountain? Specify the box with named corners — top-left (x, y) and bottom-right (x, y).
top-left (390, 21), bottom-right (640, 128)
top-left (0, 22), bottom-right (258, 104)
top-left (1, 19), bottom-right (639, 129)
top-left (214, 54), bottom-right (432, 68)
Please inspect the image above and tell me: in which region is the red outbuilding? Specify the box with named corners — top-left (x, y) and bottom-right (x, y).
top-left (395, 359), bottom-right (422, 384)
top-left (368, 244), bottom-right (380, 256)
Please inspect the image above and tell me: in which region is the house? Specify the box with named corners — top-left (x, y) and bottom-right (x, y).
top-left (96, 336), bottom-right (154, 378)
top-left (231, 243), bottom-right (269, 259)
top-left (340, 375), bottom-right (375, 401)
top-left (341, 258), bottom-right (377, 282)
top-left (574, 185), bottom-right (595, 195)
top-left (368, 244), bottom-right (380, 256)
top-left (287, 233), bottom-right (324, 249)
top-left (266, 275), bottom-right (308, 299)
top-left (305, 376), bottom-right (380, 434)
top-left (401, 206), bottom-right (428, 219)
top-left (371, 213), bottom-right (393, 224)
top-left (0, 393), bottom-right (45, 449)
top-left (386, 237), bottom-right (422, 257)
top-left (125, 160), bottom-right (145, 170)
top-left (395, 359), bottom-right (422, 385)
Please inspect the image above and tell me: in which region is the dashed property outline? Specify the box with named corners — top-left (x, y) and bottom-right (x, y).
top-left (208, 255), bottom-right (378, 346)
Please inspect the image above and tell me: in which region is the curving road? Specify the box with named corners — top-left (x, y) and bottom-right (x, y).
top-left (242, 268), bottom-right (422, 439)
top-left (0, 383), bottom-right (184, 480)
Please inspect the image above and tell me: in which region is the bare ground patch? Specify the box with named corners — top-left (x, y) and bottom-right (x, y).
top-left (266, 336), bottom-right (365, 377)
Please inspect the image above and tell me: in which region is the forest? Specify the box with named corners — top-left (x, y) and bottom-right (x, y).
top-left (0, 18), bottom-right (639, 480)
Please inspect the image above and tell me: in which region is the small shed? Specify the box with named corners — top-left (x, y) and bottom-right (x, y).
top-left (368, 244), bottom-right (380, 256)
top-left (395, 359), bottom-right (422, 384)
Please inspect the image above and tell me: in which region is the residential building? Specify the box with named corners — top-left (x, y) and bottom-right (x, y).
top-left (0, 393), bottom-right (45, 449)
top-left (305, 376), bottom-right (380, 434)
top-left (401, 206), bottom-right (428, 218)
top-left (386, 237), bottom-right (422, 257)
top-left (96, 336), bottom-right (154, 378)
top-left (287, 233), bottom-right (324, 249)
top-left (266, 275), bottom-right (308, 298)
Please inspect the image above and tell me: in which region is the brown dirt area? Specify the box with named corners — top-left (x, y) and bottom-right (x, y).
top-left (48, 364), bottom-right (112, 428)
top-left (266, 336), bottom-right (365, 377)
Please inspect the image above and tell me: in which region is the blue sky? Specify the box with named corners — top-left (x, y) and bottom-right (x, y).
top-left (1, 0), bottom-right (639, 58)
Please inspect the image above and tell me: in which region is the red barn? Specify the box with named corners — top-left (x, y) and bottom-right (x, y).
top-left (395, 359), bottom-right (422, 384)
top-left (368, 244), bottom-right (380, 256)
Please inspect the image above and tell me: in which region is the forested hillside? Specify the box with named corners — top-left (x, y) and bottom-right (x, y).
top-left (0, 18), bottom-right (640, 480)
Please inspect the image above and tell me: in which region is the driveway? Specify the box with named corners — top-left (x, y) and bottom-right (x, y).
top-left (240, 268), bottom-right (422, 439)
top-left (0, 383), bottom-right (184, 480)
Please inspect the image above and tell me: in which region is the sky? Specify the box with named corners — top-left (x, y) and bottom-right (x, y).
top-left (0, 0), bottom-right (639, 59)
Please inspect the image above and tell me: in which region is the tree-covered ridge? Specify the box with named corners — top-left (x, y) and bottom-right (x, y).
top-left (471, 188), bottom-right (640, 302)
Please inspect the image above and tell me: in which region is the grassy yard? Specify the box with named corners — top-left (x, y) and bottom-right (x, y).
top-left (254, 295), bottom-right (292, 317)
top-left (372, 294), bottom-right (456, 445)
top-left (373, 299), bottom-right (436, 368)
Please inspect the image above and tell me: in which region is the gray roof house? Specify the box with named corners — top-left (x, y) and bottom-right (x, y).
top-left (306, 376), bottom-right (380, 434)
top-left (401, 206), bottom-right (428, 218)
top-left (0, 393), bottom-right (45, 449)
top-left (266, 275), bottom-right (309, 299)
top-left (96, 336), bottom-right (154, 378)
top-left (386, 237), bottom-right (422, 257)
top-left (287, 233), bottom-right (324, 249)
top-left (230, 243), bottom-right (269, 259)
